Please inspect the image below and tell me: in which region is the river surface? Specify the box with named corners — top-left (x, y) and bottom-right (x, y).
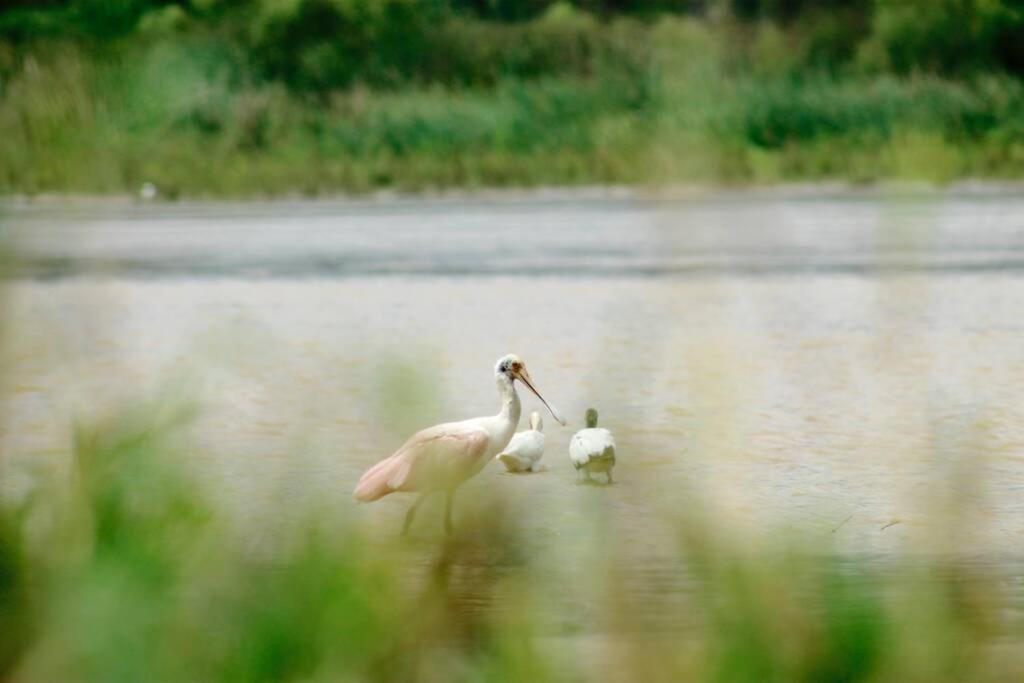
top-left (2, 188), bottom-right (1024, 627)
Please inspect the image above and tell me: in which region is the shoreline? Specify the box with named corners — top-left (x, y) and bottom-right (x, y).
top-left (3, 180), bottom-right (1024, 210)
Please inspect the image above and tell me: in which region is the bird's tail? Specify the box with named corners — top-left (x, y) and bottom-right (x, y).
top-left (353, 455), bottom-right (410, 502)
top-left (496, 453), bottom-right (519, 472)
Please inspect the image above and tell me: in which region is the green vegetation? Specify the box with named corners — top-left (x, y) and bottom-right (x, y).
top-left (1, 0), bottom-right (1023, 196)
top-left (2, 394), bottom-right (1022, 681)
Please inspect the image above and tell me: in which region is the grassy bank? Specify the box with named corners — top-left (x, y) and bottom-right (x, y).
top-left (1, 3), bottom-right (1023, 196)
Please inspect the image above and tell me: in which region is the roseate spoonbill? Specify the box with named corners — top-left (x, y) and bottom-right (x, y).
top-left (495, 411), bottom-right (545, 473)
top-left (353, 354), bottom-right (565, 535)
top-left (569, 408), bottom-right (616, 484)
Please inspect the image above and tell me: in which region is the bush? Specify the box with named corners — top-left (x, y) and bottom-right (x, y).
top-left (727, 75), bottom-right (1024, 149)
top-left (868, 0), bottom-right (1024, 76)
top-left (0, 0), bottom-right (181, 42)
top-left (248, 1), bottom-right (648, 92)
top-left (728, 0), bottom-right (870, 23)
top-left (248, 0), bottom-right (441, 91)
top-left (446, 0), bottom-right (556, 21)
top-left (447, 0), bottom-right (709, 21)
top-left (426, 5), bottom-right (624, 86)
top-left (795, 6), bottom-right (870, 72)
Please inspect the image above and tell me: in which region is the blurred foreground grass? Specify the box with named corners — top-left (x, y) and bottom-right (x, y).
top-left (2, 393), bottom-right (1022, 683)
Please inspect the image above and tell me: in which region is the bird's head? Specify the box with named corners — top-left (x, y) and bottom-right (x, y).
top-left (495, 354), bottom-right (523, 379)
top-left (495, 354), bottom-right (566, 426)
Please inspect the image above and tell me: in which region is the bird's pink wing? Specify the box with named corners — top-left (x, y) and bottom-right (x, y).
top-left (353, 454), bottom-right (407, 502)
top-left (353, 425), bottom-right (489, 502)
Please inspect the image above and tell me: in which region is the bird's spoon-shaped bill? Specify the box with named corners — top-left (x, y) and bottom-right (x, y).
top-left (515, 367), bottom-right (567, 426)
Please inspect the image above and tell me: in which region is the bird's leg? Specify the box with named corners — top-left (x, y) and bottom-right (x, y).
top-left (443, 489), bottom-right (456, 536)
top-left (402, 493), bottom-right (427, 537)
top-left (606, 470), bottom-right (614, 485)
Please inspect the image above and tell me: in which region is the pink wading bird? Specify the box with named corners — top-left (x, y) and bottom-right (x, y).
top-left (353, 354), bottom-right (566, 535)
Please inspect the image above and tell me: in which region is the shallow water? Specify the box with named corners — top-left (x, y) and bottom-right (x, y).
top-left (2, 189), bottom-right (1024, 622)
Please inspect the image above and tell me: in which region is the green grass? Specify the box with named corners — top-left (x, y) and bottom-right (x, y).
top-left (1, 392), bottom-right (1022, 682)
top-left (1, 18), bottom-right (1023, 197)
